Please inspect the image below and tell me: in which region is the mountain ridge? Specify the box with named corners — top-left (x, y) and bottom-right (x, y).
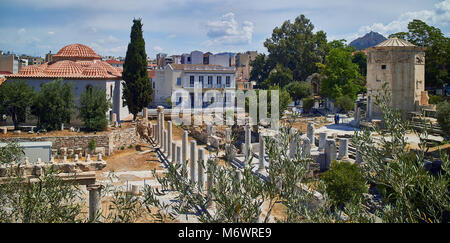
top-left (350, 31), bottom-right (387, 50)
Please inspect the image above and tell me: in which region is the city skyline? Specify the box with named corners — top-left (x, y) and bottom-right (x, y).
top-left (0, 0), bottom-right (448, 58)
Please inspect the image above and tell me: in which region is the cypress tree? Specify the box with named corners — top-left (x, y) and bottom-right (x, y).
top-left (122, 18), bottom-right (153, 120)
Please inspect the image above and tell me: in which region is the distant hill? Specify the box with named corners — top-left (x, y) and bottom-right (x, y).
top-left (349, 31), bottom-right (387, 50)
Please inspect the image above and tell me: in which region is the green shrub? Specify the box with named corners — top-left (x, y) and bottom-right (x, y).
top-left (429, 95), bottom-right (445, 105)
top-left (436, 101), bottom-right (450, 137)
top-left (336, 95), bottom-right (354, 113)
top-left (88, 139), bottom-right (97, 151)
top-left (32, 79), bottom-right (75, 131)
top-left (78, 86), bottom-right (110, 132)
top-left (302, 97), bottom-right (314, 113)
top-left (321, 161), bottom-right (367, 207)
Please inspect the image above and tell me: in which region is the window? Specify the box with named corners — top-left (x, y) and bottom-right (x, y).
top-left (208, 76), bottom-right (213, 85)
top-left (152, 82), bottom-right (155, 89)
top-left (199, 76), bottom-right (204, 86)
top-left (177, 77), bottom-right (181, 86)
top-left (381, 65), bottom-right (387, 70)
top-left (217, 76), bottom-right (222, 85)
top-left (190, 76), bottom-right (195, 86)
top-left (226, 76), bottom-right (231, 87)
top-left (86, 84), bottom-right (93, 94)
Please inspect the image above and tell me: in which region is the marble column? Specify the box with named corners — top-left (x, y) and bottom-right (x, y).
top-left (257, 134), bottom-right (266, 173)
top-left (225, 128), bottom-right (232, 143)
top-left (87, 184), bottom-right (103, 222)
top-left (318, 132), bottom-right (327, 151)
top-left (167, 121), bottom-right (172, 158)
top-left (325, 139), bottom-right (337, 170)
top-left (307, 122), bottom-right (315, 146)
top-left (182, 130), bottom-right (189, 163)
top-left (143, 107), bottom-right (148, 121)
top-left (171, 142), bottom-right (176, 163)
top-left (338, 138), bottom-right (349, 160)
top-left (163, 130), bottom-right (168, 153)
top-left (190, 140), bottom-right (197, 184)
top-left (289, 128), bottom-right (297, 159)
top-left (245, 124), bottom-right (251, 161)
top-left (197, 148), bottom-right (206, 191)
top-left (302, 137), bottom-right (311, 158)
top-left (176, 145), bottom-right (182, 166)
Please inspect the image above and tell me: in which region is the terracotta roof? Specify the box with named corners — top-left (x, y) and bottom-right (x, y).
top-left (0, 77), bottom-right (5, 85)
top-left (44, 60), bottom-right (83, 76)
top-left (76, 61), bottom-right (95, 67)
top-left (82, 63), bottom-right (109, 77)
top-left (16, 65), bottom-right (45, 75)
top-left (53, 43), bottom-right (101, 61)
top-left (148, 70), bottom-right (155, 79)
top-left (376, 37), bottom-right (415, 47)
top-left (6, 60), bottom-right (122, 79)
top-left (106, 59), bottom-right (124, 65)
top-left (5, 44), bottom-right (122, 80)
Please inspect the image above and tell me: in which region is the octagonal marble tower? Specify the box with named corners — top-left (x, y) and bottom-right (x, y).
top-left (366, 37), bottom-right (427, 120)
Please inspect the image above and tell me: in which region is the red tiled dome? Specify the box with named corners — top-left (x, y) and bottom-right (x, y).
top-left (76, 60), bottom-right (96, 67)
top-left (44, 60), bottom-right (83, 76)
top-left (18, 65), bottom-right (45, 75)
top-left (53, 44), bottom-right (101, 61)
top-left (82, 63), bottom-right (108, 77)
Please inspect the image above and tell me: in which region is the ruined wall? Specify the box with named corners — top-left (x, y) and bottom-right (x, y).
top-left (0, 127), bottom-right (140, 156)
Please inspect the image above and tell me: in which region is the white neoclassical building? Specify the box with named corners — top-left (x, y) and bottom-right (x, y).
top-left (152, 63), bottom-right (236, 108)
top-left (5, 43), bottom-right (131, 122)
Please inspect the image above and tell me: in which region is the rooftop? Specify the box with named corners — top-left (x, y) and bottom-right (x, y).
top-left (53, 43), bottom-right (102, 61)
top-left (169, 64), bottom-right (235, 72)
top-left (376, 37), bottom-right (415, 47)
top-left (5, 44), bottom-right (122, 80)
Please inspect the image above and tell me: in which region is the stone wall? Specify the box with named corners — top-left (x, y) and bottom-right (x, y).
top-left (108, 127), bottom-right (141, 153)
top-left (0, 127), bottom-right (140, 156)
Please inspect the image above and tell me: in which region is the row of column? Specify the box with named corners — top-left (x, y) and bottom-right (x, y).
top-left (150, 106), bottom-right (212, 192)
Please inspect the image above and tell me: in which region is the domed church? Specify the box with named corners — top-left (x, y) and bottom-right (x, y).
top-left (5, 44), bottom-right (131, 122)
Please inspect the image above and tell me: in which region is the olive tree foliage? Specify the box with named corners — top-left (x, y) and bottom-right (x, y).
top-left (353, 83), bottom-right (450, 223)
top-left (140, 121), bottom-right (374, 223)
top-left (0, 142), bottom-right (85, 223)
top-left (0, 141), bottom-right (25, 164)
top-left (436, 101), bottom-right (450, 137)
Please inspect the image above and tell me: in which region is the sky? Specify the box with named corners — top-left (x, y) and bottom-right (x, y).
top-left (0, 0), bottom-right (449, 58)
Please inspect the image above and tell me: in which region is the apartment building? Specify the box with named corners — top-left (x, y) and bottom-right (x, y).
top-left (0, 53), bottom-right (20, 74)
top-left (152, 64), bottom-right (236, 108)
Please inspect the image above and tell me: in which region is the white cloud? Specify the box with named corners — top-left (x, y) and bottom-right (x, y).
top-left (152, 46), bottom-right (163, 52)
top-left (89, 42), bottom-right (127, 56)
top-left (17, 28), bottom-right (26, 35)
top-left (358, 0), bottom-right (450, 36)
top-left (204, 12), bottom-right (254, 45)
top-left (47, 31), bottom-right (55, 35)
top-left (98, 35), bottom-right (119, 44)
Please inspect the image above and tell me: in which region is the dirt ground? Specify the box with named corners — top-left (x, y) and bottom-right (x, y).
top-left (286, 116), bottom-right (330, 133)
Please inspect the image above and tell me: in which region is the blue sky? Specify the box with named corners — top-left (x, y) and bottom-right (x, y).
top-left (0, 0), bottom-right (448, 58)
